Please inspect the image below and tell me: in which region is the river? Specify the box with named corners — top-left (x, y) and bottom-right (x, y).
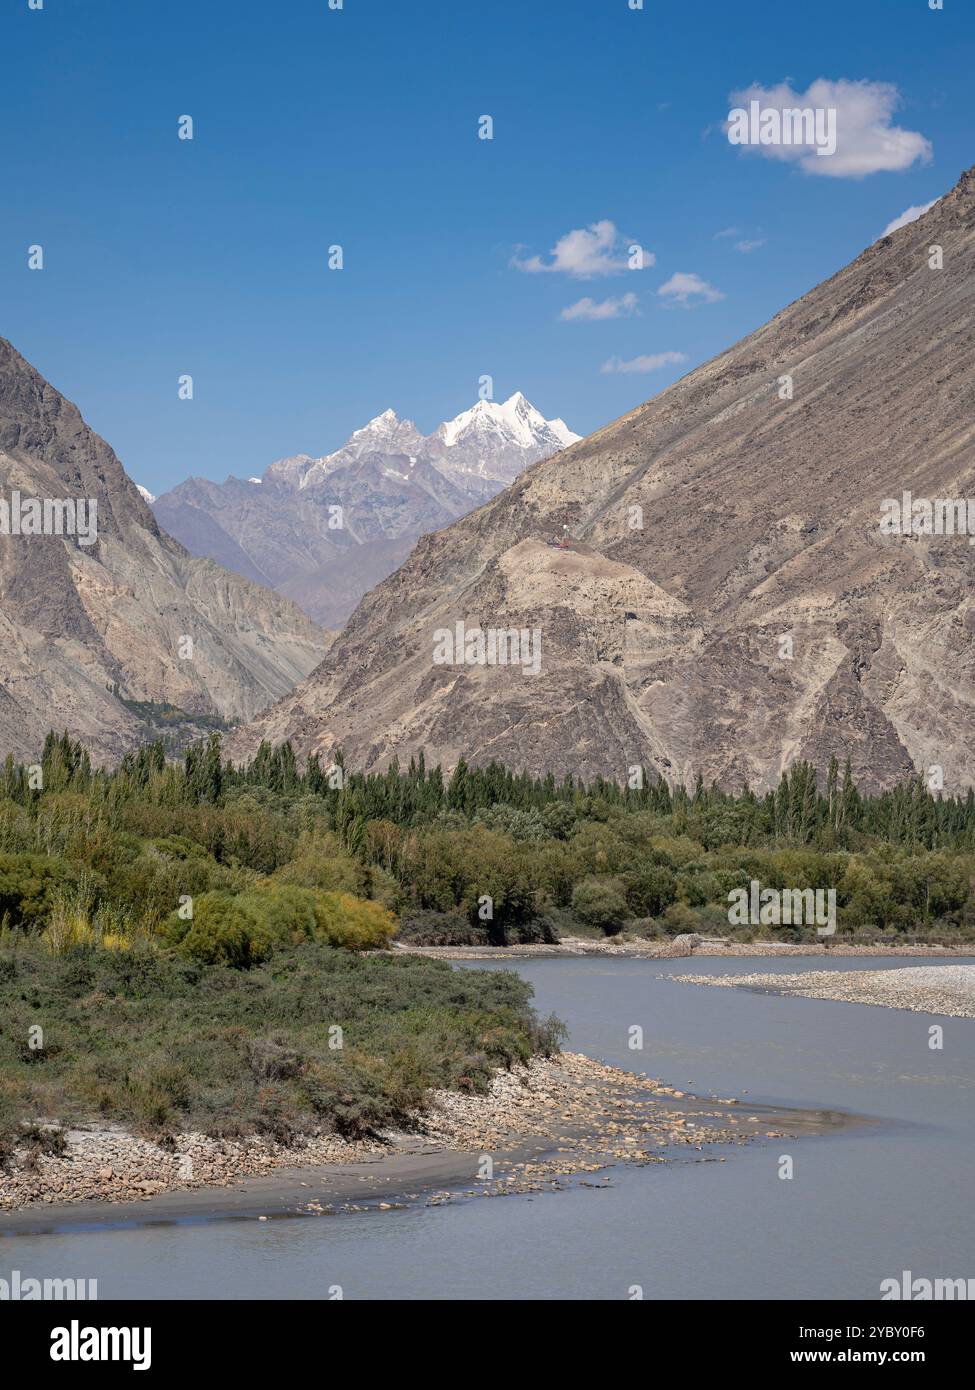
top-left (2, 956), bottom-right (972, 1299)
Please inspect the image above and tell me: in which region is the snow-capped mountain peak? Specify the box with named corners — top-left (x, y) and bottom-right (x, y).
top-left (154, 391), bottom-right (580, 629)
top-left (546, 417), bottom-right (576, 444)
top-left (352, 407), bottom-right (401, 437)
top-left (433, 392), bottom-right (580, 482)
top-left (439, 393), bottom-right (575, 444)
top-left (311, 409), bottom-right (426, 482)
top-left (263, 393), bottom-right (577, 492)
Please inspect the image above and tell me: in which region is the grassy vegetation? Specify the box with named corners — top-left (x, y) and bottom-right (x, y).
top-left (0, 942), bottom-right (564, 1154)
top-left (117, 696), bottom-right (231, 733)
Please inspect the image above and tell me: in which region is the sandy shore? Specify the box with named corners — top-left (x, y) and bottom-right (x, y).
top-left (0, 1052), bottom-right (848, 1227)
top-left (673, 963), bottom-right (975, 1019)
top-left (393, 937), bottom-right (975, 961)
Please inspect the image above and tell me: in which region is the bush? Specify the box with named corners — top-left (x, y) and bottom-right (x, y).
top-left (312, 892), bottom-right (397, 950)
top-left (273, 831), bottom-right (368, 895)
top-left (248, 1036), bottom-right (305, 1083)
top-left (0, 941), bottom-right (558, 1143)
top-left (570, 876), bottom-right (629, 935)
top-left (541, 803), bottom-right (576, 840)
top-left (395, 908), bottom-right (557, 948)
top-left (397, 826), bottom-right (543, 935)
top-left (624, 864), bottom-right (677, 917)
top-left (0, 853), bottom-right (89, 930)
top-left (169, 892), bottom-right (272, 968)
top-left (659, 902), bottom-right (707, 936)
top-left (508, 915), bottom-right (559, 945)
top-left (396, 909), bottom-right (483, 946)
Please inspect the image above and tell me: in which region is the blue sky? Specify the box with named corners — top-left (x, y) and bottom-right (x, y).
top-left (1, 0), bottom-right (971, 495)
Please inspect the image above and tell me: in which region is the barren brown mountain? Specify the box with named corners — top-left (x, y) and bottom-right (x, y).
top-left (226, 169), bottom-right (975, 792)
top-left (0, 339), bottom-right (329, 762)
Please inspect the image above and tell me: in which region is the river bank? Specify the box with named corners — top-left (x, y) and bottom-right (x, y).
top-left (5, 956), bottom-right (968, 1300)
top-left (0, 1050), bottom-right (829, 1221)
top-left (393, 937), bottom-right (975, 961)
top-left (672, 962), bottom-right (975, 1018)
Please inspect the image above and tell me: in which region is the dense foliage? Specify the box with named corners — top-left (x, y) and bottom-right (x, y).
top-left (1, 733), bottom-right (973, 946)
top-left (0, 943), bottom-right (564, 1152)
top-left (1, 733), bottom-right (971, 1151)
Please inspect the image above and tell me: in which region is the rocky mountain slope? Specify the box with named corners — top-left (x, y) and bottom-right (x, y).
top-left (153, 395), bottom-right (579, 627)
top-left (228, 167), bottom-right (975, 794)
top-left (0, 339), bottom-right (328, 762)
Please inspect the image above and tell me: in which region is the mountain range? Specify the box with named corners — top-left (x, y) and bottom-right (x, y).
top-left (0, 339), bottom-right (329, 762)
top-left (226, 166), bottom-right (975, 795)
top-left (152, 395), bottom-right (579, 628)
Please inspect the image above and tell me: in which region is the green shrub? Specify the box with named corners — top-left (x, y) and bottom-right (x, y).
top-left (659, 902), bottom-right (706, 936)
top-left (570, 876), bottom-right (629, 935)
top-left (0, 853), bottom-right (89, 930)
top-left (396, 909), bottom-right (483, 946)
top-left (166, 892), bottom-right (272, 967)
top-left (624, 864), bottom-right (677, 917)
top-left (0, 941), bottom-right (555, 1143)
top-left (273, 831), bottom-right (368, 895)
top-left (164, 883), bottom-right (396, 965)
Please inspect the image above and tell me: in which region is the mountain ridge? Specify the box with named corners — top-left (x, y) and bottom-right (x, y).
top-left (226, 165), bottom-right (975, 794)
top-left (0, 338), bottom-right (329, 762)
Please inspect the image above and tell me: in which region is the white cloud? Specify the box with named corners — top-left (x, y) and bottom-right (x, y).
top-left (658, 272), bottom-right (725, 306)
top-left (880, 198), bottom-right (939, 237)
top-left (734, 238), bottom-right (766, 253)
top-left (725, 79), bottom-right (932, 178)
top-left (714, 226), bottom-right (741, 239)
top-left (512, 220), bottom-right (654, 278)
top-left (601, 351), bottom-right (688, 374)
top-left (560, 292), bottom-right (639, 321)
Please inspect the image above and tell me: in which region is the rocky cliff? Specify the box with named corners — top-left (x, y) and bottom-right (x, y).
top-left (0, 338), bottom-right (329, 762)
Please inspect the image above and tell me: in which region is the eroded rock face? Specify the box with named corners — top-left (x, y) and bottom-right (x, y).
top-left (228, 167), bottom-right (975, 794)
top-left (0, 338), bottom-right (329, 762)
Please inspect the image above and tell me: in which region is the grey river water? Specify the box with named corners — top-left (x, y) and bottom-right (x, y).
top-left (2, 956), bottom-right (973, 1300)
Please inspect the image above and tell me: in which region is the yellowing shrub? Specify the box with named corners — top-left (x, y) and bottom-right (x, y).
top-left (165, 884), bottom-right (396, 966)
top-left (312, 892), bottom-right (397, 950)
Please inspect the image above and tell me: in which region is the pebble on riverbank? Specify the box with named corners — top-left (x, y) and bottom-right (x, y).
top-left (392, 938), bottom-right (975, 962)
top-left (672, 964), bottom-right (975, 1019)
top-left (0, 1053), bottom-right (772, 1213)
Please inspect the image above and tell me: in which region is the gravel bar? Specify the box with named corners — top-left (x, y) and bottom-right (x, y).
top-left (672, 964), bottom-right (975, 1018)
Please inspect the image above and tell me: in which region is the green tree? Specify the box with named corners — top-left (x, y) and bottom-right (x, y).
top-left (571, 876), bottom-right (629, 935)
